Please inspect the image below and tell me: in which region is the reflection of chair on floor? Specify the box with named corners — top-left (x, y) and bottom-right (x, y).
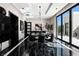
top-left (44, 44), bottom-right (56, 56)
top-left (33, 35), bottom-right (45, 56)
top-left (36, 43), bottom-right (45, 56)
top-left (28, 35), bottom-right (38, 56)
top-left (28, 35), bottom-right (36, 49)
top-left (29, 43), bottom-right (37, 56)
top-left (45, 34), bottom-right (54, 42)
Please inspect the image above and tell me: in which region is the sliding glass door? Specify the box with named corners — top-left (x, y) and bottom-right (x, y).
top-left (71, 5), bottom-right (79, 47)
top-left (62, 11), bottom-right (70, 43)
top-left (56, 11), bottom-right (70, 42)
top-left (56, 4), bottom-right (79, 48)
top-left (56, 16), bottom-right (62, 39)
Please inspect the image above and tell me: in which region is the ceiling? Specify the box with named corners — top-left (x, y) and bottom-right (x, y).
top-left (12, 3), bottom-right (68, 19)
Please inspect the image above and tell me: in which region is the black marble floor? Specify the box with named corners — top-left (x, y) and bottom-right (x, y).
top-left (24, 39), bottom-right (79, 56)
top-left (1, 39), bottom-right (79, 56)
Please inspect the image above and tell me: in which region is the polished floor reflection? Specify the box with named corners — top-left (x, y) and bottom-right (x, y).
top-left (23, 39), bottom-right (79, 56)
top-left (1, 38), bottom-right (79, 56)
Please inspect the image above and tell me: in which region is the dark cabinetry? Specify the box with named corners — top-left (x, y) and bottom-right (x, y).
top-left (0, 7), bottom-right (19, 47)
top-left (0, 13), bottom-right (11, 43)
top-left (9, 12), bottom-right (19, 48)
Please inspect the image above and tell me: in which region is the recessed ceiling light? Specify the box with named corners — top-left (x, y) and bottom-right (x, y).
top-left (22, 8), bottom-right (24, 9)
top-left (39, 6), bottom-right (41, 8)
top-left (26, 14), bottom-right (30, 16)
top-left (56, 8), bottom-right (57, 10)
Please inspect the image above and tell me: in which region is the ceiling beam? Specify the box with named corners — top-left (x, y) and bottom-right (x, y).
top-left (45, 3), bottom-right (53, 14)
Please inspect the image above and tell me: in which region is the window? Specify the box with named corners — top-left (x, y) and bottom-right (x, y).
top-left (57, 16), bottom-right (62, 39)
top-left (62, 11), bottom-right (70, 42)
top-left (72, 5), bottom-right (79, 47)
top-left (56, 4), bottom-right (79, 48)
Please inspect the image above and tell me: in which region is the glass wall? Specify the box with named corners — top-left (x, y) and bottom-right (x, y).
top-left (57, 16), bottom-right (62, 39)
top-left (72, 5), bottom-right (79, 47)
top-left (56, 4), bottom-right (79, 48)
top-left (62, 11), bottom-right (70, 42)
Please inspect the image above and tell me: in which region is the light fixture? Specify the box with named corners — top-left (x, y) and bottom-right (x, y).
top-left (56, 8), bottom-right (57, 10)
top-left (26, 14), bottom-right (30, 16)
top-left (39, 5), bottom-right (43, 31)
top-left (39, 5), bottom-right (42, 22)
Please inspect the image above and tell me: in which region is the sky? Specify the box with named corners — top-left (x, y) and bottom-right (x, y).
top-left (57, 16), bottom-right (61, 26)
top-left (72, 5), bottom-right (79, 12)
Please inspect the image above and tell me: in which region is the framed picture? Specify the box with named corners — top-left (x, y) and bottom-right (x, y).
top-left (20, 20), bottom-right (24, 31)
top-left (35, 24), bottom-right (42, 31)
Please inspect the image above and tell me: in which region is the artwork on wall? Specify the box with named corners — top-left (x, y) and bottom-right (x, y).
top-left (45, 23), bottom-right (53, 31)
top-left (20, 20), bottom-right (24, 31)
top-left (35, 24), bottom-right (42, 31)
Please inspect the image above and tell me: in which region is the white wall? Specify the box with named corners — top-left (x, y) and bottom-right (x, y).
top-left (50, 16), bottom-right (55, 37)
